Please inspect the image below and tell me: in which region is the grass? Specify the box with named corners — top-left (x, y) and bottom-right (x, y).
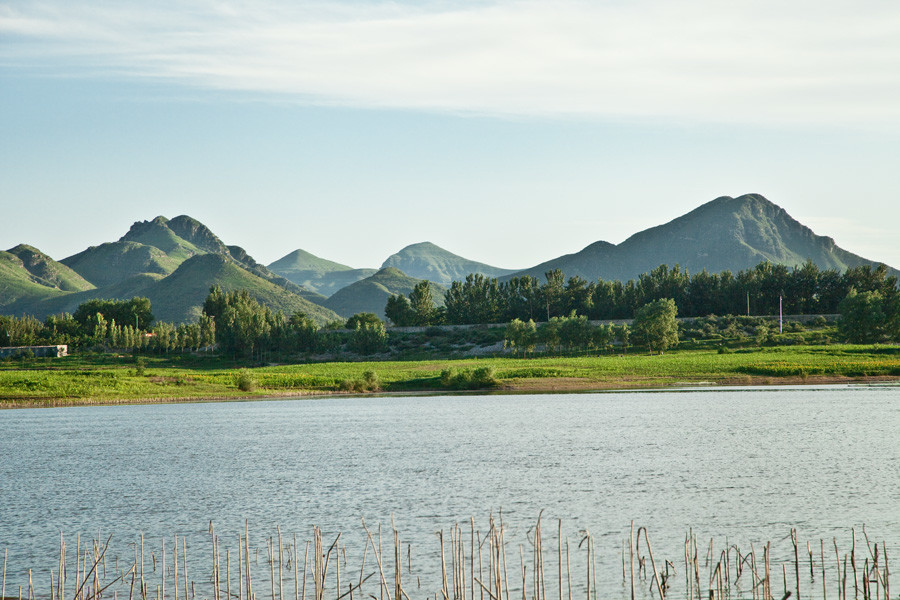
top-left (1, 344), bottom-right (898, 406)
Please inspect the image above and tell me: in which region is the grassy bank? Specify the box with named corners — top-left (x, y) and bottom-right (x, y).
top-left (1, 345), bottom-right (898, 407)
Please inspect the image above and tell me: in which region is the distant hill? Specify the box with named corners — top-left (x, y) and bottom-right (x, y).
top-left (6, 254), bottom-right (341, 325)
top-left (0, 249), bottom-right (71, 307)
top-left (508, 194), bottom-right (900, 282)
top-left (3, 216), bottom-right (339, 324)
top-left (7, 245), bottom-right (94, 293)
top-left (381, 242), bottom-right (516, 286)
top-left (135, 254), bottom-right (340, 324)
top-left (322, 267), bottom-right (446, 319)
top-left (268, 249), bottom-right (377, 297)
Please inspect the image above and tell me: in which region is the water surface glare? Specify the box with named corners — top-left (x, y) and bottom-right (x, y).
top-left (1, 385), bottom-right (898, 599)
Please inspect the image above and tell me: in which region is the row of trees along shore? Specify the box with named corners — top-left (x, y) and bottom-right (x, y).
top-left (2, 262), bottom-right (898, 359)
top-left (0, 297), bottom-right (215, 353)
top-left (387, 261), bottom-right (899, 326)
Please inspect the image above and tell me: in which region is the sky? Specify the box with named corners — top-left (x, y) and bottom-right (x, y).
top-left (2, 0), bottom-right (899, 271)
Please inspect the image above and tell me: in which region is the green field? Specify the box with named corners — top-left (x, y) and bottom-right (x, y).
top-left (1, 345), bottom-right (898, 407)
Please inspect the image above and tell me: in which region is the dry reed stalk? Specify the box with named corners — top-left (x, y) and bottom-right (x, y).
top-left (629, 522), bottom-right (635, 600)
top-left (239, 536), bottom-right (244, 600)
top-left (472, 519), bottom-right (476, 600)
top-left (175, 535), bottom-right (179, 600)
top-left (809, 543), bottom-right (815, 580)
top-left (764, 543), bottom-right (772, 600)
top-left (215, 535), bottom-right (221, 600)
top-left (852, 530), bottom-right (859, 600)
top-left (245, 523), bottom-right (253, 600)
top-left (357, 536), bottom-right (367, 599)
top-left (277, 528), bottom-right (284, 600)
top-left (269, 539), bottom-right (276, 600)
top-left (293, 537), bottom-right (298, 600)
top-left (162, 539), bottom-right (166, 600)
top-left (50, 568), bottom-right (55, 600)
top-left (844, 556), bottom-right (848, 600)
top-left (883, 545), bottom-right (889, 600)
top-left (558, 521), bottom-right (562, 600)
top-left (693, 535), bottom-right (701, 600)
top-left (634, 527), bottom-right (665, 600)
top-left (439, 531), bottom-right (449, 600)
top-left (301, 541), bottom-right (309, 600)
top-left (834, 540), bottom-right (842, 600)
top-left (361, 522), bottom-right (391, 600)
top-left (335, 540), bottom-right (341, 600)
top-left (131, 562), bottom-right (138, 600)
top-left (478, 531), bottom-right (484, 600)
top-left (792, 529), bottom-right (800, 600)
top-left (519, 547), bottom-right (526, 600)
top-left (227, 550), bottom-right (231, 600)
top-left (748, 544), bottom-right (757, 600)
top-left (141, 534), bottom-right (145, 600)
top-left (686, 535), bottom-right (694, 600)
top-left (183, 538), bottom-right (188, 600)
top-left (3, 547), bottom-right (7, 600)
top-left (821, 540), bottom-right (826, 600)
top-left (501, 518), bottom-right (510, 600)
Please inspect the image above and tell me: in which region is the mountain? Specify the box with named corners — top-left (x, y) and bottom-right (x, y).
top-left (7, 255), bottom-right (340, 325)
top-left (268, 249), bottom-right (377, 297)
top-left (509, 194), bottom-right (900, 282)
top-left (133, 254), bottom-right (339, 324)
top-left (6, 245), bottom-right (94, 293)
top-left (381, 242), bottom-right (516, 286)
top-left (3, 215), bottom-right (339, 324)
top-left (322, 267), bottom-right (446, 319)
top-left (60, 241), bottom-right (182, 287)
top-left (0, 250), bottom-right (70, 308)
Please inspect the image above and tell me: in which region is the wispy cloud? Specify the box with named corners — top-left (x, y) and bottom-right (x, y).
top-left (3, 0), bottom-right (900, 125)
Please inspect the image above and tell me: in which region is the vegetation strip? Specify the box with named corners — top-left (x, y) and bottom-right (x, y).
top-left (0, 517), bottom-right (892, 600)
top-left (1, 346), bottom-right (898, 407)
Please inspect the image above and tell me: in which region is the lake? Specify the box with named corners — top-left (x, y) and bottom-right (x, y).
top-left (1, 385), bottom-right (898, 600)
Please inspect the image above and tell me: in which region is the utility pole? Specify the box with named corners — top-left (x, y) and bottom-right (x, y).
top-left (779, 295), bottom-right (783, 333)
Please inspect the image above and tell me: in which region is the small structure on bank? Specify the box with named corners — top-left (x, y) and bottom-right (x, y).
top-left (0, 345), bottom-right (68, 358)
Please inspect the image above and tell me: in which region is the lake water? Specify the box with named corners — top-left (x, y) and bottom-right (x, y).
top-left (1, 385), bottom-right (899, 600)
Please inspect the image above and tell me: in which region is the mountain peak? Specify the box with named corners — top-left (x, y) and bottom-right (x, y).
top-left (382, 242), bottom-right (515, 285)
top-left (167, 215), bottom-right (230, 255)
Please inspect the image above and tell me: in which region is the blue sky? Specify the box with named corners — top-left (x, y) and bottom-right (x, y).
top-left (2, 0), bottom-right (899, 271)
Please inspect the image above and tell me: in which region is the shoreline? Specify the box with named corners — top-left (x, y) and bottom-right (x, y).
top-left (2, 373), bottom-right (897, 410)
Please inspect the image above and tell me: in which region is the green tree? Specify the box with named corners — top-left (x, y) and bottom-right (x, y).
top-left (409, 280), bottom-right (436, 326)
top-left (350, 320), bottom-right (387, 354)
top-left (385, 294), bottom-right (416, 326)
top-left (838, 289), bottom-right (889, 343)
top-left (632, 298), bottom-right (679, 354)
top-left (504, 318), bottom-right (537, 356)
top-left (346, 312), bottom-right (382, 330)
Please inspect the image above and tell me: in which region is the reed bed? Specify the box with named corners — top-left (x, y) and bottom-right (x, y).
top-left (1, 519), bottom-right (892, 600)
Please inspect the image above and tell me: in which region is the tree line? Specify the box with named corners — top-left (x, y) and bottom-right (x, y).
top-left (386, 261), bottom-right (899, 326)
top-left (0, 297), bottom-right (215, 353)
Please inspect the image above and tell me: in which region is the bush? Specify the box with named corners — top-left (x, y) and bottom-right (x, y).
top-left (439, 366), bottom-right (498, 390)
top-left (234, 368), bottom-right (257, 392)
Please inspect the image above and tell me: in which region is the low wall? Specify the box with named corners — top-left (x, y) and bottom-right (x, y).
top-left (0, 345), bottom-right (68, 358)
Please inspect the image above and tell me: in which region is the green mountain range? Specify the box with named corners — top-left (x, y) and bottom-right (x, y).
top-left (381, 242), bottom-right (516, 286)
top-left (3, 217), bottom-right (340, 325)
top-left (322, 267), bottom-right (447, 319)
top-left (268, 249), bottom-right (377, 297)
top-left (507, 194), bottom-right (900, 282)
top-left (2, 195), bottom-right (896, 326)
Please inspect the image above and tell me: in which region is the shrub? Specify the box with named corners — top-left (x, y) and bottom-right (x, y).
top-left (234, 368), bottom-right (257, 392)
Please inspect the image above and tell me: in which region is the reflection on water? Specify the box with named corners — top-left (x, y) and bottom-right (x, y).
top-left (1, 385), bottom-right (898, 600)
